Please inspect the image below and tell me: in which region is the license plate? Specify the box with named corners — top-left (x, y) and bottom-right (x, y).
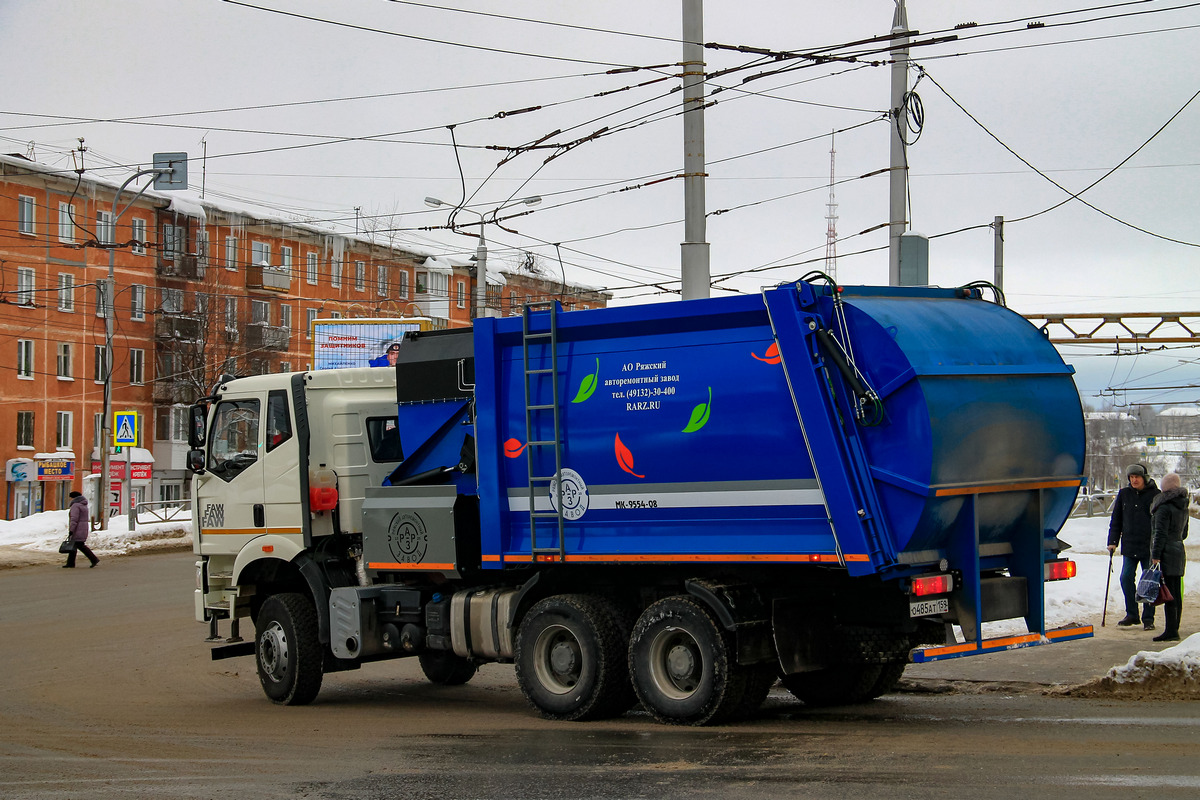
top-left (909, 597), bottom-right (949, 618)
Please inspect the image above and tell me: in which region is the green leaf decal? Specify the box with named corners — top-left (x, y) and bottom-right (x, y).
top-left (571, 358), bottom-right (600, 403)
top-left (682, 386), bottom-right (712, 433)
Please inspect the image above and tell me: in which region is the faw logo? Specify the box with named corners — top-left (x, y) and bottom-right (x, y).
top-left (201, 503), bottom-right (225, 528)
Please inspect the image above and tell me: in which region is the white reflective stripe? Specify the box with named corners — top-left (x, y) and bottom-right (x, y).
top-left (508, 487), bottom-right (825, 513)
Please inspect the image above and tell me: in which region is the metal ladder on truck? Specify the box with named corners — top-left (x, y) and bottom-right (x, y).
top-left (521, 302), bottom-right (566, 561)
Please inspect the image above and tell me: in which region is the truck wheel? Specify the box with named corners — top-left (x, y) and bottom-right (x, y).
top-left (255, 593), bottom-right (324, 705)
top-left (515, 594), bottom-right (633, 721)
top-left (628, 596), bottom-right (746, 725)
top-left (733, 664), bottom-right (777, 720)
top-left (419, 651), bottom-right (477, 686)
top-left (867, 661), bottom-right (907, 699)
top-left (780, 663), bottom-right (882, 707)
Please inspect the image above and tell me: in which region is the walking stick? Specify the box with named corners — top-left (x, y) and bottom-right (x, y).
top-left (1101, 550), bottom-right (1114, 627)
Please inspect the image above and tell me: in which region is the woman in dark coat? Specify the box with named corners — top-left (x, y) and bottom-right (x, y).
top-left (1149, 472), bottom-right (1188, 642)
top-left (64, 490), bottom-right (99, 568)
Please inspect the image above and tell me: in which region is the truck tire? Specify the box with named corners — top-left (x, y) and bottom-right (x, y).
top-left (780, 663), bottom-right (882, 707)
top-left (515, 594), bottom-right (634, 721)
top-left (733, 665), bottom-right (777, 720)
top-left (628, 596), bottom-right (746, 725)
top-left (867, 661), bottom-right (907, 699)
top-left (419, 651), bottom-right (477, 686)
top-left (255, 593), bottom-right (324, 706)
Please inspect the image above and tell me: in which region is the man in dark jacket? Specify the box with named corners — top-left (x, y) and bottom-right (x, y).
top-left (1149, 472), bottom-right (1188, 642)
top-left (1107, 464), bottom-right (1160, 628)
top-left (63, 490), bottom-right (99, 568)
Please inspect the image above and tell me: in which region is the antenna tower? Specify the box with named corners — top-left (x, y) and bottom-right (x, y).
top-left (824, 131), bottom-right (839, 281)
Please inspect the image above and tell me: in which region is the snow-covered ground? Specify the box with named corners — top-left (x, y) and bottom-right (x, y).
top-left (1, 507), bottom-right (1197, 687)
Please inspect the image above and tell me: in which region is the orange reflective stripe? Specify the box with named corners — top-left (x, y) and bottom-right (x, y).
top-left (935, 479), bottom-right (1081, 497)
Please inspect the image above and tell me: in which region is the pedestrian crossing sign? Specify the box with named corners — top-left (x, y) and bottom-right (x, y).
top-left (114, 411), bottom-right (139, 447)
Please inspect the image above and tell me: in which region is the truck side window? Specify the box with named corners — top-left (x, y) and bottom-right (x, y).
top-left (265, 390), bottom-right (292, 453)
top-left (366, 417), bottom-right (404, 463)
top-left (208, 399), bottom-right (261, 482)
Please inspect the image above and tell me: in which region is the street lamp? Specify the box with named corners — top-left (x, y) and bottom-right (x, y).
top-left (424, 196), bottom-right (541, 321)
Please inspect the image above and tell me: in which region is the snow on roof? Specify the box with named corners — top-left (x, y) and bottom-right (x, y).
top-left (1160, 407), bottom-right (1200, 417)
top-left (1086, 411), bottom-right (1134, 420)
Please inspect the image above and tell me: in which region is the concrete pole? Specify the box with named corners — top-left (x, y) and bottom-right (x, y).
top-left (475, 219), bottom-right (488, 320)
top-left (888, 0), bottom-right (911, 286)
top-left (993, 215), bottom-right (1004, 291)
top-left (681, 0), bottom-right (710, 300)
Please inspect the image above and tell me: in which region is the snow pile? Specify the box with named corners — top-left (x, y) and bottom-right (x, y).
top-left (1064, 634), bottom-right (1200, 700)
top-left (0, 509), bottom-right (191, 564)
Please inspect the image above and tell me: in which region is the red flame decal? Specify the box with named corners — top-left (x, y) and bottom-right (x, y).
top-left (752, 342), bottom-right (782, 364)
top-left (503, 438), bottom-right (527, 458)
top-left (614, 433), bottom-right (645, 479)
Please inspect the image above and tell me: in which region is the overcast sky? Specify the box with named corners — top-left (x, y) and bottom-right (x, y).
top-left (3, 0), bottom-right (1198, 405)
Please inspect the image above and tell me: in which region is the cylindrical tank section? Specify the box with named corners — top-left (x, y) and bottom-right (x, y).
top-left (829, 289), bottom-right (1085, 556)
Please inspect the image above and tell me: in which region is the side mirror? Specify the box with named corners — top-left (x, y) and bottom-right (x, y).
top-left (188, 404), bottom-right (207, 448)
top-left (187, 449), bottom-right (206, 474)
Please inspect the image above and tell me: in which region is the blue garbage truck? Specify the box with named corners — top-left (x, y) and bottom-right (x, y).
top-left (189, 279), bottom-right (1092, 724)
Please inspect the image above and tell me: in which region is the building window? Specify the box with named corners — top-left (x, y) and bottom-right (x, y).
top-left (398, 270), bottom-right (409, 299)
top-left (306, 252), bottom-right (318, 284)
top-left (196, 292), bottom-right (209, 318)
top-left (156, 407), bottom-right (189, 442)
top-left (161, 287), bottom-right (183, 314)
top-left (130, 348), bottom-right (145, 385)
top-left (57, 343), bottom-right (72, 379)
top-left (456, 280), bottom-right (466, 309)
top-left (94, 345), bottom-right (107, 383)
top-left (16, 267), bottom-right (35, 306)
top-left (251, 240), bottom-right (271, 267)
top-left (306, 307), bottom-right (318, 338)
top-left (162, 224), bottom-right (183, 254)
top-left (225, 236), bottom-right (238, 270)
top-left (225, 297), bottom-right (238, 332)
top-left (509, 290), bottom-right (519, 314)
top-left (58, 273), bottom-right (75, 312)
top-left (331, 257), bottom-right (342, 288)
top-left (58, 202), bottom-right (76, 243)
top-left (131, 284), bottom-right (146, 321)
top-left (98, 210), bottom-right (115, 246)
top-left (93, 412), bottom-right (103, 449)
top-left (280, 246), bottom-right (293, 275)
top-left (17, 411), bottom-right (34, 448)
top-left (251, 300), bottom-right (270, 325)
top-left (281, 304), bottom-right (292, 332)
top-left (280, 361), bottom-right (291, 373)
top-left (17, 340), bottom-right (34, 379)
top-left (131, 218), bottom-right (146, 255)
top-left (196, 231), bottom-right (209, 273)
top-left (376, 265), bottom-right (387, 296)
top-left (56, 411), bottom-right (72, 450)
top-left (355, 260), bottom-right (365, 291)
top-left (18, 195), bottom-right (35, 234)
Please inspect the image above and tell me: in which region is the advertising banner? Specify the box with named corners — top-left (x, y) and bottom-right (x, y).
top-left (36, 459), bottom-right (74, 481)
top-left (311, 318), bottom-right (429, 370)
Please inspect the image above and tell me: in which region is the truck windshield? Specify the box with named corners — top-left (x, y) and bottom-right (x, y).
top-left (208, 399), bottom-right (260, 481)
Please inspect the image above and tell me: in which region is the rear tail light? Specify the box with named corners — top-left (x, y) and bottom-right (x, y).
top-left (1045, 560), bottom-right (1077, 581)
top-left (911, 574), bottom-right (954, 596)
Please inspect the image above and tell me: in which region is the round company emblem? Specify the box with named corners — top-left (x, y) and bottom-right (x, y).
top-left (549, 468), bottom-right (589, 521)
top-left (386, 512), bottom-right (428, 564)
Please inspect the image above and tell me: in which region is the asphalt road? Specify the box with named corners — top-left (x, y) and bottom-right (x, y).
top-left (1, 552), bottom-right (1196, 800)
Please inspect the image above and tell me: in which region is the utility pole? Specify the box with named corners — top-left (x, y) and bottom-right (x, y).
top-left (993, 215), bottom-right (1004, 291)
top-left (888, 0), bottom-right (910, 286)
top-left (680, 0), bottom-right (710, 300)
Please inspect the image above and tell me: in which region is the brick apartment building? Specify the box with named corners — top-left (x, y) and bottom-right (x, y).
top-left (0, 153), bottom-right (608, 519)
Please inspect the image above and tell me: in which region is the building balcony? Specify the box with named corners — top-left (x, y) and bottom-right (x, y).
top-left (247, 264), bottom-right (290, 292)
top-left (245, 323), bottom-right (289, 351)
top-left (152, 381), bottom-right (196, 404)
top-left (155, 315), bottom-right (202, 341)
top-left (157, 254), bottom-right (200, 279)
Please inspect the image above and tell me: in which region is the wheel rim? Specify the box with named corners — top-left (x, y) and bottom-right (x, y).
top-left (533, 623), bottom-right (581, 695)
top-left (259, 620), bottom-right (290, 683)
top-left (647, 624), bottom-right (702, 700)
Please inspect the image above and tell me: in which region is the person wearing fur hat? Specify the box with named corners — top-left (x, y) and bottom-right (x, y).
top-left (1107, 464), bottom-right (1160, 629)
top-left (1149, 472), bottom-right (1189, 642)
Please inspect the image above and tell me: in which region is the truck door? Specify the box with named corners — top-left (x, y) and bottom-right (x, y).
top-left (194, 396), bottom-right (266, 550)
